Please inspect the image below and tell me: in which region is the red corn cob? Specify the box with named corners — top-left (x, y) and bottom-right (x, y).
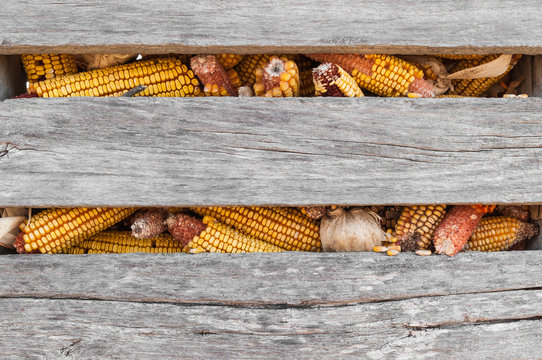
top-left (190, 55), bottom-right (238, 96)
top-left (166, 213), bottom-right (207, 246)
top-left (131, 208), bottom-right (168, 239)
top-left (433, 205), bottom-right (496, 256)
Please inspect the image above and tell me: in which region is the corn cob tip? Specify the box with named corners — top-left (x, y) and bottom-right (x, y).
top-left (131, 208), bottom-right (168, 239)
top-left (166, 213), bottom-right (206, 246)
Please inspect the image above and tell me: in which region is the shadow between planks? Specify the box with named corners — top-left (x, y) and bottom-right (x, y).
top-left (1, 252), bottom-right (541, 359)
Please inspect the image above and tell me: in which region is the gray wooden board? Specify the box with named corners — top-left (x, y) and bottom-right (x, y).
top-left (1, 252), bottom-right (542, 305)
top-left (2, 97), bottom-right (542, 206)
top-left (1, 0), bottom-right (542, 55)
top-left (0, 252), bottom-right (541, 359)
top-left (0, 55), bottom-right (25, 100)
top-left (533, 56), bottom-right (542, 97)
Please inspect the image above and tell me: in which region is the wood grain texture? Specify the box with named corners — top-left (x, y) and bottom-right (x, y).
top-left (1, 252), bottom-right (542, 305)
top-left (1, 0), bottom-right (542, 55)
top-left (0, 56), bottom-right (25, 100)
top-left (532, 56), bottom-right (542, 97)
top-left (1, 252), bottom-right (541, 359)
top-left (2, 97), bottom-right (542, 206)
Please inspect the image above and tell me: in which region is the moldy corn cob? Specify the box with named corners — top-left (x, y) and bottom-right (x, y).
top-left (29, 57), bottom-right (201, 97)
top-left (464, 216), bottom-right (537, 252)
top-left (191, 55), bottom-right (238, 96)
top-left (19, 207), bottom-right (137, 254)
top-left (192, 206), bottom-right (321, 251)
top-left (449, 54), bottom-right (521, 96)
top-left (21, 54), bottom-right (78, 84)
top-left (313, 63), bottom-right (364, 97)
top-left (392, 205), bottom-right (446, 251)
top-left (254, 56), bottom-right (300, 97)
top-left (188, 216), bottom-right (285, 253)
top-left (433, 205), bottom-right (496, 256)
top-left (68, 231), bottom-right (185, 254)
top-left (308, 54), bottom-right (434, 97)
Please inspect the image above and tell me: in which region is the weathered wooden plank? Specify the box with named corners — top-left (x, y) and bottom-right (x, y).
top-left (532, 56), bottom-right (542, 97)
top-left (2, 97), bottom-right (542, 206)
top-left (0, 55), bottom-right (25, 100)
top-left (1, 286), bottom-right (541, 358)
top-left (1, 252), bottom-right (541, 305)
top-left (1, 0), bottom-right (542, 54)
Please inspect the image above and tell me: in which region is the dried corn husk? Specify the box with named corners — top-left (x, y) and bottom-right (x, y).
top-left (75, 54), bottom-right (137, 71)
top-left (0, 208), bottom-right (29, 249)
top-left (0, 216), bottom-right (25, 249)
top-left (320, 207), bottom-right (386, 252)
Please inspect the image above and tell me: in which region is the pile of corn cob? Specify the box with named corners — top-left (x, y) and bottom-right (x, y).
top-left (2, 204), bottom-right (537, 256)
top-left (16, 53), bottom-right (525, 99)
top-left (9, 206), bottom-right (321, 255)
top-left (373, 204), bottom-right (537, 257)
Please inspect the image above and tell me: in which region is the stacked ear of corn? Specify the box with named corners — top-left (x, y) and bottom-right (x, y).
top-left (391, 205), bottom-right (447, 251)
top-left (254, 56), bottom-right (300, 97)
top-left (188, 216), bottom-right (285, 253)
top-left (308, 54), bottom-right (434, 97)
top-left (68, 231), bottom-right (185, 254)
top-left (433, 205), bottom-right (496, 256)
top-left (312, 63), bottom-right (364, 97)
top-left (465, 216), bottom-right (538, 252)
top-left (216, 54), bottom-right (244, 69)
top-left (22, 54), bottom-right (78, 84)
top-left (192, 206), bottom-right (321, 251)
top-left (19, 207), bottom-right (137, 254)
top-left (29, 57), bottom-right (201, 97)
top-left (234, 54), bottom-right (274, 87)
top-left (448, 55), bottom-right (521, 96)
top-left (191, 55), bottom-right (238, 96)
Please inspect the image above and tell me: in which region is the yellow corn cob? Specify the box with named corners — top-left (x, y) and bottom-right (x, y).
top-left (464, 216), bottom-right (537, 252)
top-left (436, 55), bottom-right (486, 60)
top-left (363, 206), bottom-right (403, 232)
top-left (22, 54), bottom-right (78, 84)
top-left (19, 207), bottom-right (137, 254)
top-left (254, 56), bottom-right (300, 97)
top-left (308, 54), bottom-right (434, 97)
top-left (234, 54), bottom-right (274, 87)
top-left (29, 57), bottom-right (201, 98)
top-left (216, 54), bottom-right (244, 69)
top-left (188, 216), bottom-right (285, 253)
top-left (313, 63), bottom-right (364, 97)
top-left (449, 54), bottom-right (521, 96)
top-left (392, 205), bottom-right (447, 251)
top-left (68, 231), bottom-right (183, 254)
top-left (192, 206), bottom-right (321, 251)
top-left (227, 68), bottom-right (241, 90)
top-left (191, 55), bottom-right (238, 96)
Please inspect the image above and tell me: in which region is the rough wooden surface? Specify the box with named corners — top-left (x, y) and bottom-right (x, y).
top-left (532, 56), bottom-right (542, 97)
top-left (2, 97), bottom-right (542, 206)
top-left (1, 0), bottom-right (542, 55)
top-left (0, 252), bottom-right (541, 359)
top-left (0, 55), bottom-right (25, 100)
